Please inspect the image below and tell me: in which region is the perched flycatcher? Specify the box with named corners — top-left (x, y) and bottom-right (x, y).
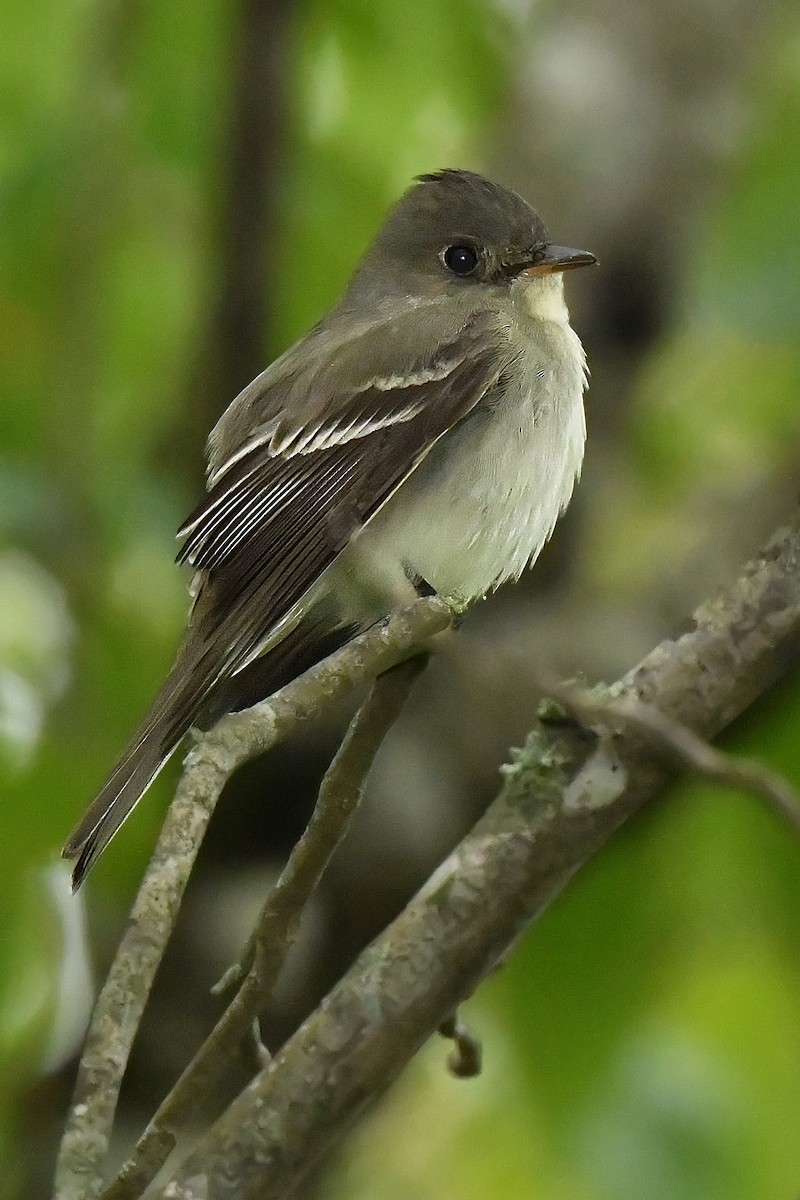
top-left (64, 168), bottom-right (596, 887)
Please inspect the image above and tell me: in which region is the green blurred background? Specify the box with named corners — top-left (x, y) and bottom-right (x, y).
top-left (2, 0), bottom-right (800, 1196)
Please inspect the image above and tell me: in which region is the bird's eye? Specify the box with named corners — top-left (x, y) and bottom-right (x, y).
top-left (442, 244), bottom-right (479, 276)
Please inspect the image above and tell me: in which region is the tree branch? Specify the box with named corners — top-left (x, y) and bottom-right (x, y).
top-left (102, 656), bottom-right (428, 1199)
top-left (137, 517), bottom-right (800, 1200)
top-left (53, 600), bottom-right (451, 1200)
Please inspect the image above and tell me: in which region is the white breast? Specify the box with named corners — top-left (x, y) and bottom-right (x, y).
top-left (347, 274), bottom-right (588, 605)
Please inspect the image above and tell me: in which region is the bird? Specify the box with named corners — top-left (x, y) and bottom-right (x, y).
top-left (63, 168), bottom-right (596, 888)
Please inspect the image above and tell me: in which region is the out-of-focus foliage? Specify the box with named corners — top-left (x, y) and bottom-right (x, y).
top-left (584, 16), bottom-right (800, 605)
top-left (272, 0), bottom-right (507, 352)
top-left (2, 0), bottom-right (800, 1196)
top-left (2, 2), bottom-right (236, 1175)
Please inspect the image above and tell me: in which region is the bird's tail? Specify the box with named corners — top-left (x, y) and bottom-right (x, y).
top-left (63, 640), bottom-right (220, 890)
top-left (63, 605), bottom-right (354, 889)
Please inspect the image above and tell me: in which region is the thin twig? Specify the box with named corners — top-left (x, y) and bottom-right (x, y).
top-left (53, 598), bottom-right (451, 1200)
top-left (102, 656), bottom-right (427, 1200)
top-left (536, 675), bottom-right (800, 835)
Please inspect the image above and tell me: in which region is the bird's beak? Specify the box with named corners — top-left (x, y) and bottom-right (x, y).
top-left (520, 244), bottom-right (597, 277)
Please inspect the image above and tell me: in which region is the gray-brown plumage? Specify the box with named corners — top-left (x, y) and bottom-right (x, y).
top-left (63, 169), bottom-right (595, 888)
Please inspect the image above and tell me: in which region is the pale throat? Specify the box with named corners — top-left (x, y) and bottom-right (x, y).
top-left (513, 270), bottom-right (572, 326)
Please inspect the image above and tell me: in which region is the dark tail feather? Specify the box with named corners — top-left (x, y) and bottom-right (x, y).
top-left (198, 616), bottom-right (357, 727)
top-left (63, 606), bottom-right (354, 889)
top-left (63, 646), bottom-right (218, 890)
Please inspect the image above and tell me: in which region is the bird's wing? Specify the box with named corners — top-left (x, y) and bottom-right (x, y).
top-left (176, 311), bottom-right (503, 675)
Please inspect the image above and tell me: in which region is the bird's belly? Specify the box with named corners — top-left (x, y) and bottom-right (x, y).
top-left (350, 364), bottom-right (586, 605)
